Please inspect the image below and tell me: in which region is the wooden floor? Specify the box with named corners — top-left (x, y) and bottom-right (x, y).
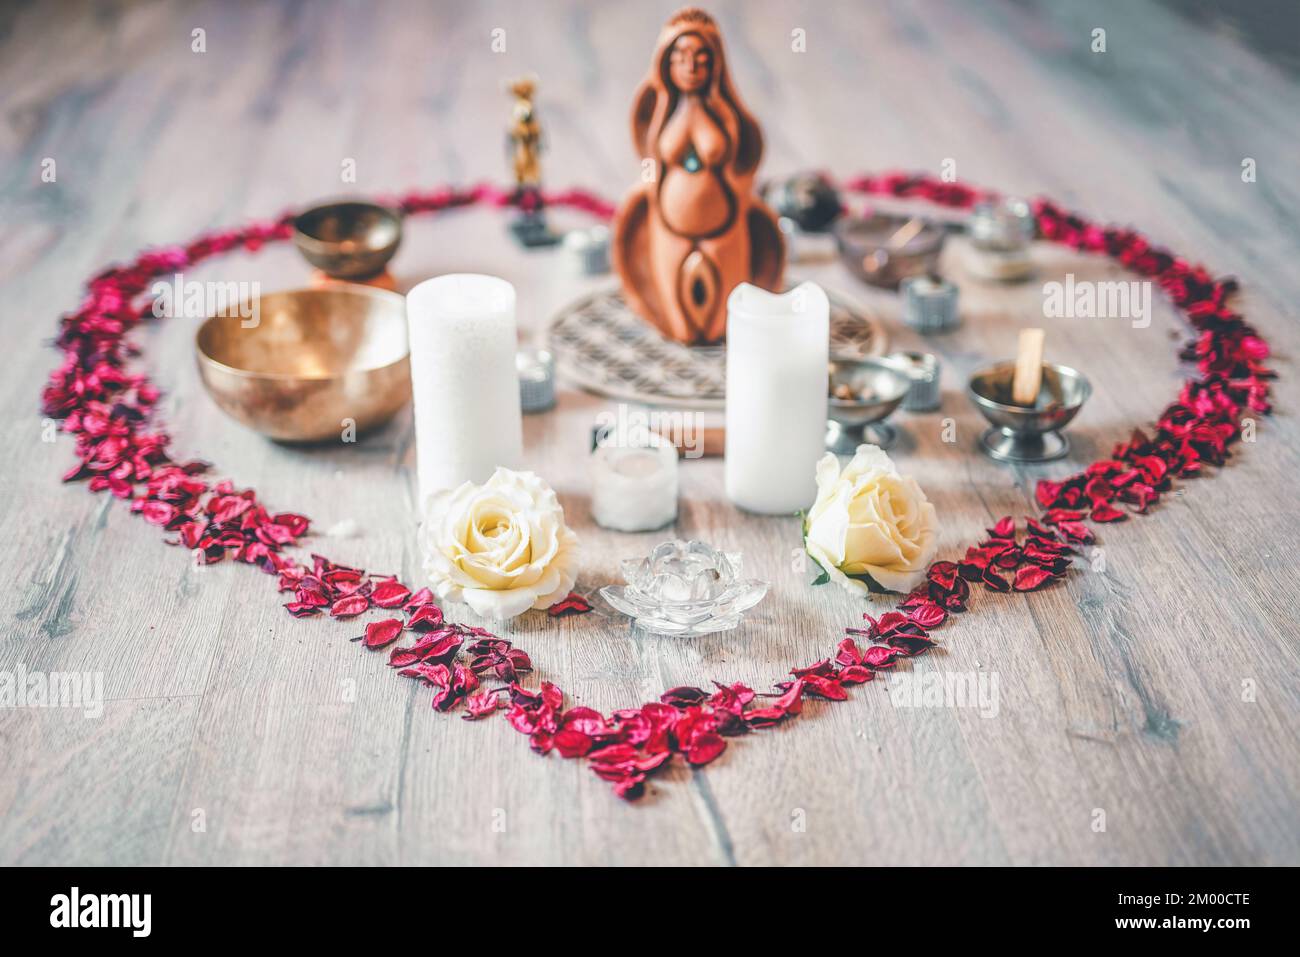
top-left (2, 0), bottom-right (1298, 866)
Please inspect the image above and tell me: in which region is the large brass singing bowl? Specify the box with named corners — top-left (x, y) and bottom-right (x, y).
top-left (195, 286), bottom-right (411, 443)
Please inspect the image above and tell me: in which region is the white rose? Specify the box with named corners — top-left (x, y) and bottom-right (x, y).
top-left (803, 444), bottom-right (939, 595)
top-left (421, 467), bottom-right (579, 621)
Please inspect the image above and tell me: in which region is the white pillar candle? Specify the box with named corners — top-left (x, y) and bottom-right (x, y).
top-left (724, 281), bottom-right (829, 514)
top-left (405, 274), bottom-right (523, 509)
top-left (591, 436), bottom-right (678, 532)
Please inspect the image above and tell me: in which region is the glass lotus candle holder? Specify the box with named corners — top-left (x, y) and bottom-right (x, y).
top-left (600, 540), bottom-right (768, 637)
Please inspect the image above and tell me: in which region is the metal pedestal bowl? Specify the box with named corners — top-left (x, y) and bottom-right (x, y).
top-left (826, 356), bottom-right (912, 454)
top-left (967, 361), bottom-right (1091, 463)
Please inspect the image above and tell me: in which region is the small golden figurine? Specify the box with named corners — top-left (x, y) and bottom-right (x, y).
top-left (505, 75), bottom-right (558, 247)
top-left (506, 75), bottom-right (543, 189)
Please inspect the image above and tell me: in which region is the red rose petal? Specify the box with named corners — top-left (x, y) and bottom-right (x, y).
top-left (371, 579), bottom-right (412, 608)
top-left (1013, 564), bottom-right (1055, 591)
top-left (685, 732), bottom-right (726, 765)
top-left (547, 591), bottom-right (593, 617)
top-left (904, 600), bottom-right (946, 631)
top-left (407, 603), bottom-right (445, 631)
top-left (329, 594), bottom-right (370, 619)
top-left (1090, 502), bottom-right (1126, 523)
top-left (359, 617), bottom-right (403, 649)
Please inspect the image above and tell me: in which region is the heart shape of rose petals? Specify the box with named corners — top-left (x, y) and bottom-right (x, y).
top-left (44, 175), bottom-right (1271, 801)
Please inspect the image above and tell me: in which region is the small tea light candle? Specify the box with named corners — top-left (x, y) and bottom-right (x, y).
top-left (591, 437), bottom-right (678, 532)
top-left (901, 275), bottom-right (960, 333)
top-left (725, 281), bottom-right (829, 514)
top-left (966, 198), bottom-right (1035, 281)
top-left (406, 274), bottom-right (523, 509)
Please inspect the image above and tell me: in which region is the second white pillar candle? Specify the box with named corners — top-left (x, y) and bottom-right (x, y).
top-left (724, 281), bottom-right (829, 514)
top-left (406, 274), bottom-right (523, 510)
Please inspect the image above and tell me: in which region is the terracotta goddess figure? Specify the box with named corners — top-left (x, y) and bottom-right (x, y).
top-left (612, 8), bottom-right (785, 345)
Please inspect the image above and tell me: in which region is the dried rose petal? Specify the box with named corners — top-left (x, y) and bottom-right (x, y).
top-left (661, 686), bottom-right (709, 707)
top-left (329, 594), bottom-right (370, 619)
top-left (403, 587), bottom-right (434, 610)
top-left (554, 728), bottom-right (594, 758)
top-left (1090, 502), bottom-right (1126, 523)
top-left (547, 591), bottom-right (593, 617)
top-left (928, 561), bottom-right (960, 590)
top-left (1055, 520), bottom-right (1094, 545)
top-left (861, 645), bottom-right (900, 669)
top-left (462, 690), bottom-right (505, 720)
top-left (371, 579), bottom-right (412, 608)
top-left (685, 732), bottom-right (726, 765)
top-left (406, 603), bottom-right (445, 631)
top-left (839, 665), bottom-right (876, 684)
top-left (987, 516), bottom-right (1015, 539)
top-left (358, 618), bottom-right (403, 649)
top-left (1013, 565), bottom-right (1055, 591)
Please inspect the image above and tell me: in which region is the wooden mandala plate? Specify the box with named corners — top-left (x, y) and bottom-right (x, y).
top-left (545, 285), bottom-right (888, 409)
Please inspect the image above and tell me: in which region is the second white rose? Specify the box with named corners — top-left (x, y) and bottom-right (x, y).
top-left (803, 444), bottom-right (939, 595)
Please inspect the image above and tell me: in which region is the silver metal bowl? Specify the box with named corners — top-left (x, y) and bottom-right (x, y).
top-left (826, 356), bottom-right (912, 453)
top-left (967, 361), bottom-right (1092, 463)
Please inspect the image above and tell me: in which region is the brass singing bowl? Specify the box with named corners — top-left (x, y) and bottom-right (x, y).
top-left (195, 287), bottom-right (411, 443)
top-left (293, 201), bottom-right (402, 279)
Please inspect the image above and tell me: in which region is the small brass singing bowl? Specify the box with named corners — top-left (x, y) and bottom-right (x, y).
top-left (293, 201), bottom-right (402, 279)
top-left (195, 287), bottom-right (411, 443)
top-left (968, 361), bottom-right (1092, 463)
top-left (826, 356), bottom-right (912, 454)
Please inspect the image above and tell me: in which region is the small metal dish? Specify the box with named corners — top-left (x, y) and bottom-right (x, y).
top-left (196, 286), bottom-right (411, 443)
top-left (827, 355), bottom-right (912, 453)
top-left (293, 201), bottom-right (402, 279)
top-left (968, 361), bottom-right (1092, 463)
top-left (833, 213), bottom-right (946, 289)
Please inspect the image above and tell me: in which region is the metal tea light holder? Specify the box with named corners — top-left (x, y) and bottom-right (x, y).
top-left (884, 351), bottom-right (942, 412)
top-left (967, 361), bottom-right (1092, 463)
top-left (826, 356), bottom-right (912, 454)
top-left (901, 274), bottom-right (960, 333)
